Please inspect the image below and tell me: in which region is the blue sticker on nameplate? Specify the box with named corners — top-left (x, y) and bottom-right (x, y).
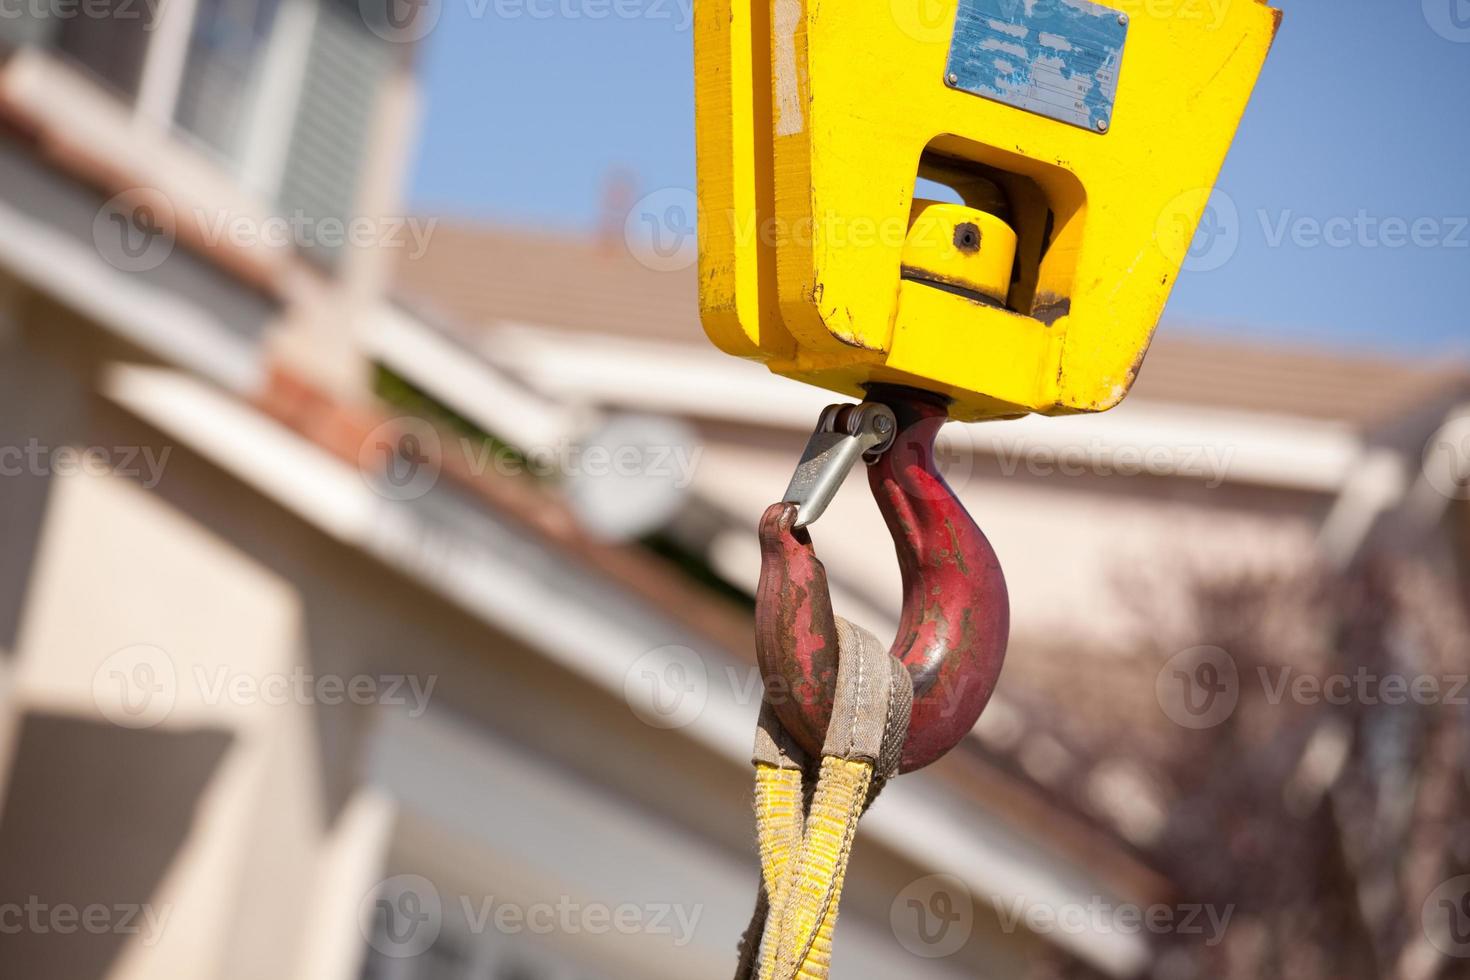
top-left (946, 0), bottom-right (1129, 132)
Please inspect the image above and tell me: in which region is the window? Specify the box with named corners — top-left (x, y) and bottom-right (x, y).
top-left (172, 0), bottom-right (282, 163)
top-left (1, 0), bottom-right (395, 273)
top-left (0, 0), bottom-right (158, 99)
top-left (54, 0), bottom-right (155, 96)
top-left (274, 0), bottom-right (394, 265)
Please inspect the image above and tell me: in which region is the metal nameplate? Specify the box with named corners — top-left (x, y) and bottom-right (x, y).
top-left (945, 0), bottom-right (1129, 132)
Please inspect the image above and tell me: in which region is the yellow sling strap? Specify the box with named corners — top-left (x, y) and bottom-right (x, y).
top-left (735, 619), bottom-right (914, 980)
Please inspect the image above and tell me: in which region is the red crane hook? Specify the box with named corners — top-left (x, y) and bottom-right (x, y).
top-left (755, 387), bottom-right (1010, 773)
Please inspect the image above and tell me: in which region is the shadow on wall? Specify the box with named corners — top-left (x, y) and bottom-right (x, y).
top-left (0, 713), bottom-right (232, 978)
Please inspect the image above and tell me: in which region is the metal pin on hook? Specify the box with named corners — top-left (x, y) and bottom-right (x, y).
top-left (781, 403), bottom-right (897, 528)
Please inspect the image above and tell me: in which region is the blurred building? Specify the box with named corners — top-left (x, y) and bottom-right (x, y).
top-left (1, 12), bottom-right (1469, 980)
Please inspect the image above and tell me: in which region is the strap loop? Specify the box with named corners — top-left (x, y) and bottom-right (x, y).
top-left (736, 617), bottom-right (913, 980)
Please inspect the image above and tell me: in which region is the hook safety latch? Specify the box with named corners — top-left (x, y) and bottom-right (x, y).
top-left (756, 387), bottom-right (1010, 773)
top-left (781, 403), bottom-right (896, 528)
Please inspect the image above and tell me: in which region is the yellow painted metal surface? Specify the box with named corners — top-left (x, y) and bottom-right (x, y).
top-left (903, 201), bottom-right (1018, 307)
top-left (695, 0), bottom-right (1281, 421)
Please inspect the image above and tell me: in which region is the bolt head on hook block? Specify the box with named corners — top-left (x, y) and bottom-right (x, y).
top-left (756, 388), bottom-right (1009, 772)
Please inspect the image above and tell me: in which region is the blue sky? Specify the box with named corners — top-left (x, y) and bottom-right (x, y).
top-left (407, 0), bottom-right (1469, 358)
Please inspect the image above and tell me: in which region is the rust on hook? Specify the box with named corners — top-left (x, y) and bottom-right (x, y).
top-left (755, 387), bottom-right (1010, 773)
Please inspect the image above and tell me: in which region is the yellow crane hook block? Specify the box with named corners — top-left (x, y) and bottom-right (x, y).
top-left (695, 0), bottom-right (1280, 421)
